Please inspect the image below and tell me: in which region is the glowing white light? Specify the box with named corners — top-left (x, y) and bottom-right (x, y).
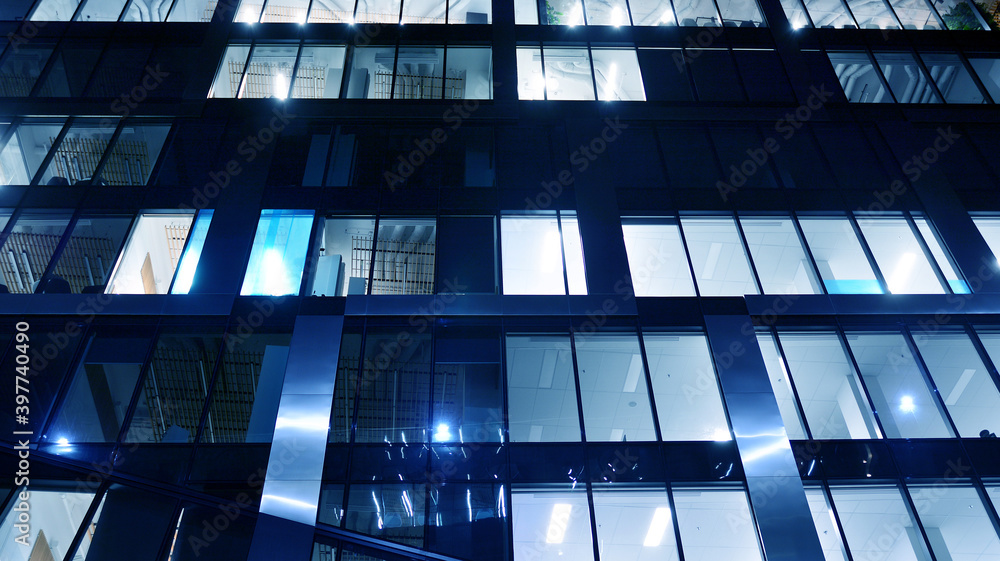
top-left (274, 73), bottom-right (288, 99)
top-left (712, 427), bottom-right (732, 441)
top-left (433, 423), bottom-right (452, 442)
top-left (899, 395), bottom-right (916, 413)
top-left (611, 6), bottom-right (625, 26)
top-left (643, 507), bottom-right (672, 547)
top-left (887, 252), bottom-right (917, 293)
top-left (603, 62), bottom-right (618, 100)
top-left (261, 248), bottom-right (293, 296)
top-left (567, 5), bottom-right (583, 26)
top-left (659, 8), bottom-right (674, 23)
top-left (56, 437), bottom-right (70, 447)
top-left (546, 504), bottom-right (573, 543)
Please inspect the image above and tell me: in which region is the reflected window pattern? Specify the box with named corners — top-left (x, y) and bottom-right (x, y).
top-left (827, 52), bottom-right (891, 103)
top-left (502, 213), bottom-right (587, 295)
top-left (831, 50), bottom-right (994, 104)
top-left (874, 52), bottom-right (940, 102)
top-left (517, 47), bottom-right (645, 101)
top-left (241, 209), bottom-right (315, 297)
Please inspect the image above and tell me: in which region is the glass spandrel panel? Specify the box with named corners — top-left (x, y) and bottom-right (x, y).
top-left (622, 220), bottom-right (696, 296)
top-left (74, 485), bottom-right (178, 561)
top-left (803, 488), bottom-right (849, 561)
top-left (911, 330), bottom-right (1000, 438)
top-left (680, 217), bottom-right (758, 296)
top-left (125, 331), bottom-right (224, 443)
top-left (512, 487), bottom-right (594, 561)
top-left (0, 489), bottom-right (96, 561)
top-left (505, 334), bottom-right (581, 442)
top-left (643, 333), bottom-right (731, 441)
top-left (755, 331), bottom-right (807, 439)
top-left (36, 44), bottom-right (103, 97)
top-left (855, 215), bottom-right (944, 293)
top-left (777, 332), bottom-right (881, 439)
top-left (671, 487), bottom-right (763, 561)
top-left (874, 53), bottom-right (940, 103)
top-left (50, 215), bottom-right (131, 293)
top-left (574, 333), bottom-right (656, 442)
top-left (828, 486), bottom-right (933, 561)
top-left (845, 331), bottom-right (954, 438)
top-left (740, 217), bottom-right (822, 294)
top-left (165, 504), bottom-right (256, 561)
top-left (591, 488), bottom-right (680, 561)
top-left (798, 217), bottom-right (882, 294)
top-left (827, 52), bottom-right (890, 102)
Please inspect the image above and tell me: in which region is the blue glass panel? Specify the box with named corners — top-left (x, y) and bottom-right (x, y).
top-left (241, 209), bottom-right (314, 296)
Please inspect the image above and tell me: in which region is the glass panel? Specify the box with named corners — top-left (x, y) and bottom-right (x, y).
top-left (545, 0), bottom-right (585, 24)
top-left (740, 217), bottom-right (822, 294)
top-left (855, 215), bottom-right (944, 293)
top-left (934, 0), bottom-right (984, 29)
top-left (515, 0), bottom-right (540, 22)
top-left (30, 0), bottom-right (83, 20)
top-left (501, 216), bottom-right (566, 295)
top-left (0, 488), bottom-right (96, 561)
top-left (593, 49), bottom-right (645, 101)
top-left (845, 331), bottom-right (954, 438)
top-left (969, 59), bottom-right (1000, 103)
top-left (75, 485), bottom-right (177, 561)
top-left (0, 43), bottom-right (55, 96)
top-left (345, 46), bottom-right (396, 99)
top-left (170, 210), bottom-right (214, 294)
top-left (345, 483), bottom-right (426, 546)
top-left (354, 329), bottom-right (432, 443)
top-left (355, 0), bottom-right (402, 22)
top-left (209, 45), bottom-right (251, 98)
top-left (672, 487), bottom-right (763, 561)
top-left (426, 484), bottom-right (507, 561)
top-left (370, 218), bottom-right (436, 295)
top-left (261, 0), bottom-right (310, 21)
top-left (402, 0), bottom-right (447, 22)
top-left (433, 326), bottom-right (503, 443)
top-left (912, 330), bottom-right (1000, 438)
top-left (505, 334), bottom-right (581, 442)
top-left (674, 0), bottom-right (721, 26)
top-left (124, 0), bottom-right (175, 20)
top-left (36, 43), bottom-right (103, 97)
top-left (308, 0), bottom-right (356, 21)
top-left (913, 217), bottom-right (968, 293)
top-left (319, 484), bottom-right (345, 526)
top-left (561, 215), bottom-right (587, 295)
top-left (680, 217), bottom-right (759, 296)
top-left (874, 52), bottom-right (940, 103)
top-left (97, 122), bottom-right (171, 185)
top-left (108, 213), bottom-right (195, 295)
top-left (48, 332), bottom-right (152, 442)
top-left (890, 0), bottom-right (943, 27)
top-left (167, 0), bottom-right (219, 21)
top-left (76, 0), bottom-right (129, 22)
top-left (234, 0), bottom-right (265, 21)
top-left (0, 121), bottom-right (67, 185)
top-left (240, 44), bottom-right (299, 100)
top-left (311, 216), bottom-right (376, 296)
top-left (293, 46), bottom-right (346, 99)
top-left (543, 48), bottom-right (594, 100)
top-left (919, 53), bottom-right (983, 104)
top-left (393, 47), bottom-right (444, 100)
top-left (777, 332), bottom-right (881, 439)
top-left (622, 220), bottom-right (696, 297)
top-left (909, 485), bottom-right (1000, 561)
top-left (516, 47), bottom-right (545, 100)
top-left (450, 0), bottom-right (492, 22)
top-left (125, 331), bottom-right (224, 443)
top-left (0, 211), bottom-right (73, 293)
top-left (780, 0), bottom-right (812, 27)
top-left (41, 119), bottom-right (118, 185)
top-left (50, 215), bottom-right (130, 294)
top-left (973, 216), bottom-right (1000, 262)
top-left (584, 0), bottom-right (630, 24)
top-left (803, 488), bottom-right (850, 561)
top-left (574, 333), bottom-right (656, 441)
top-left (329, 327), bottom-right (361, 442)
top-left (165, 504), bottom-right (256, 561)
top-left (592, 487), bottom-right (680, 561)
top-left (829, 486), bottom-right (933, 561)
top-left (804, 0), bottom-right (855, 26)
top-left (203, 332), bottom-right (291, 443)
top-left (717, 0), bottom-right (765, 26)
top-left (827, 52), bottom-right (890, 103)
top-left (843, 0), bottom-right (898, 27)
top-left (643, 333), bottom-right (731, 441)
top-left (240, 209), bottom-right (314, 297)
top-left (511, 486), bottom-right (594, 561)
top-left (798, 217), bottom-right (882, 294)
top-left (446, 48), bottom-right (493, 99)
top-left (755, 331), bottom-right (808, 439)
top-left (630, 0), bottom-right (678, 24)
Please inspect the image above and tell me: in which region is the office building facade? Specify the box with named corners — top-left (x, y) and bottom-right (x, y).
top-left (1, 0), bottom-right (1000, 559)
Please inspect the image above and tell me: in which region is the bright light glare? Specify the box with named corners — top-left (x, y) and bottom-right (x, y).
top-left (56, 437), bottom-right (70, 447)
top-left (546, 504), bottom-right (573, 543)
top-left (899, 395), bottom-right (916, 413)
top-left (433, 423), bottom-right (452, 442)
top-left (603, 62), bottom-right (618, 100)
top-left (887, 252), bottom-right (917, 293)
top-left (274, 73), bottom-right (288, 99)
top-left (261, 248), bottom-right (293, 296)
top-left (643, 507), bottom-right (672, 547)
top-left (611, 6), bottom-right (625, 26)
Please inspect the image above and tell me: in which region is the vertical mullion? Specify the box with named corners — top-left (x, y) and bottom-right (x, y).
top-left (836, 324), bottom-right (889, 439)
top-left (901, 326), bottom-right (961, 438)
top-left (765, 327), bottom-right (815, 440)
top-left (848, 213), bottom-right (891, 293)
top-left (790, 212), bottom-right (829, 295)
top-left (732, 212), bottom-right (764, 294)
top-left (905, 212), bottom-right (952, 293)
top-left (674, 214), bottom-right (703, 298)
top-left (635, 324), bottom-right (663, 442)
